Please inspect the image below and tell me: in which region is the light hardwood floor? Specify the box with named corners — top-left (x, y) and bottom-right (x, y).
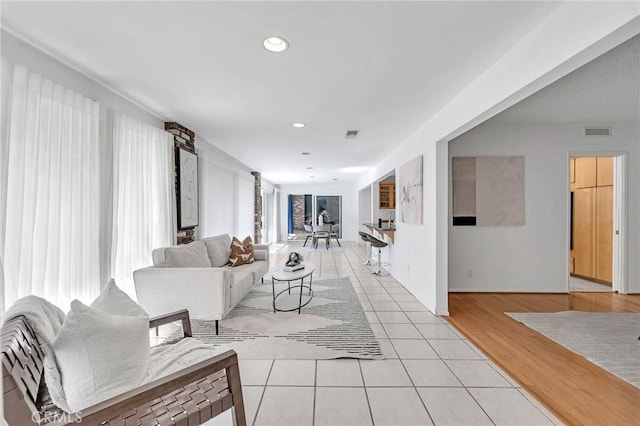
top-left (447, 292), bottom-right (640, 426)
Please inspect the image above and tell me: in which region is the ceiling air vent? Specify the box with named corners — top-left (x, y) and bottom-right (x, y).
top-left (585, 127), bottom-right (612, 136)
top-left (345, 130), bottom-right (359, 139)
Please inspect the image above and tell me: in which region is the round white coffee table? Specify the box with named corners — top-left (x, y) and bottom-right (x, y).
top-left (271, 262), bottom-right (315, 314)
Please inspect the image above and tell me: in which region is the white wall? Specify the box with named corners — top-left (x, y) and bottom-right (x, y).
top-left (197, 142), bottom-right (255, 240)
top-left (355, 4), bottom-right (638, 315)
top-left (448, 123), bottom-right (640, 293)
top-left (358, 185), bottom-right (373, 229)
top-left (278, 182), bottom-right (359, 242)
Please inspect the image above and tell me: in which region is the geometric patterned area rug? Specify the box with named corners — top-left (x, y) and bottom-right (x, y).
top-left (507, 311), bottom-right (640, 388)
top-left (299, 244), bottom-right (344, 252)
top-left (188, 277), bottom-right (383, 360)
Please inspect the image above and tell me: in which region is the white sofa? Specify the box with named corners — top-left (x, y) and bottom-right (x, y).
top-left (133, 234), bottom-right (269, 333)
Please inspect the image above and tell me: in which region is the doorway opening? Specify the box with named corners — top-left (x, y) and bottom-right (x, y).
top-left (568, 155), bottom-right (625, 293)
top-left (287, 194), bottom-right (342, 240)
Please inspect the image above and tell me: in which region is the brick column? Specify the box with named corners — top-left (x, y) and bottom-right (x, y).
top-left (165, 122), bottom-right (196, 245)
top-left (251, 171), bottom-right (262, 244)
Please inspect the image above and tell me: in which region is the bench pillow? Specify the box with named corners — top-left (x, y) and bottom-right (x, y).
top-left (51, 280), bottom-right (149, 412)
top-left (53, 300), bottom-right (150, 412)
top-left (91, 278), bottom-right (148, 317)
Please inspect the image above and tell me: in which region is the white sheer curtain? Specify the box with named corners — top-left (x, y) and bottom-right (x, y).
top-left (111, 114), bottom-right (175, 298)
top-left (2, 65), bottom-right (101, 311)
top-left (262, 189), bottom-right (274, 244)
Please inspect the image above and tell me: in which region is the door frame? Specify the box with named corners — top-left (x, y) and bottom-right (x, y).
top-left (567, 152), bottom-right (627, 293)
top-left (612, 154), bottom-right (627, 293)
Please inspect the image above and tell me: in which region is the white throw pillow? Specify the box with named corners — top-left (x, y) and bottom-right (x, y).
top-left (91, 278), bottom-right (148, 317)
top-left (52, 289), bottom-right (149, 412)
top-left (202, 234), bottom-right (231, 267)
top-left (162, 241), bottom-right (211, 267)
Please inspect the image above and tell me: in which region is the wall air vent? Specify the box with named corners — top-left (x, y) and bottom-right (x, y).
top-left (585, 127), bottom-right (612, 136)
top-left (345, 130), bottom-right (359, 139)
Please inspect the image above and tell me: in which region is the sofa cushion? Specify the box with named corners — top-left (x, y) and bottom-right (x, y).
top-left (143, 338), bottom-right (219, 384)
top-left (229, 236), bottom-right (255, 267)
top-left (52, 300), bottom-right (149, 412)
top-left (228, 267), bottom-right (254, 304)
top-left (227, 265), bottom-right (254, 289)
top-left (161, 241), bottom-right (210, 267)
top-left (201, 234), bottom-right (231, 267)
top-left (246, 259), bottom-right (269, 283)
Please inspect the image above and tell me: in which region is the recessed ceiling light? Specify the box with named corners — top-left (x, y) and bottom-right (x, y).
top-left (263, 36), bottom-right (288, 53)
top-left (306, 166), bottom-right (313, 170)
top-left (301, 152), bottom-right (311, 156)
top-left (292, 122), bottom-right (305, 128)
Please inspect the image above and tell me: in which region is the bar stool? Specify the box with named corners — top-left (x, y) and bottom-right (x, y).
top-left (363, 233), bottom-right (389, 275)
top-left (359, 231), bottom-right (375, 266)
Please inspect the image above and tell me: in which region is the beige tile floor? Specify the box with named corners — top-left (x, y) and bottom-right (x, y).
top-left (204, 241), bottom-right (561, 426)
top-left (569, 275), bottom-right (612, 292)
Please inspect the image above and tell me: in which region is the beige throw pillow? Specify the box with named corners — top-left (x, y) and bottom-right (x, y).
top-left (202, 234), bottom-right (232, 267)
top-left (163, 241), bottom-right (210, 267)
top-left (229, 236), bottom-right (255, 267)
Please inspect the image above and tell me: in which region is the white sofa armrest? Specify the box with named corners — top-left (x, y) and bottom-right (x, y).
top-left (133, 267), bottom-right (230, 321)
top-left (254, 243), bottom-right (270, 263)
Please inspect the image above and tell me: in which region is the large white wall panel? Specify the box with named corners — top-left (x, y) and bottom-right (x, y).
top-left (198, 143), bottom-right (255, 240)
top-left (449, 124), bottom-right (639, 293)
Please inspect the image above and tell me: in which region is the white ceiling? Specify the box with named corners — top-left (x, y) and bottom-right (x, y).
top-left (4, 1), bottom-right (620, 185)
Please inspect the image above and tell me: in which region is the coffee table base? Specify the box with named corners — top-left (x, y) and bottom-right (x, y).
top-left (272, 276), bottom-right (314, 314)
top-left (273, 285), bottom-right (313, 313)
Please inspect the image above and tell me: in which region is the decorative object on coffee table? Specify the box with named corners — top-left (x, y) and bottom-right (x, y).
top-left (283, 252), bottom-right (304, 272)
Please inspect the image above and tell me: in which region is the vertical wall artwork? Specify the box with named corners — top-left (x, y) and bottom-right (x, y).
top-left (399, 155), bottom-right (423, 224)
top-left (177, 147), bottom-right (199, 229)
top-left (452, 156), bottom-right (524, 226)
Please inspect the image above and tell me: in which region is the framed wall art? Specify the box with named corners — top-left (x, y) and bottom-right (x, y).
top-left (399, 155), bottom-right (423, 225)
top-left (452, 156), bottom-right (524, 226)
top-left (177, 147), bottom-right (198, 229)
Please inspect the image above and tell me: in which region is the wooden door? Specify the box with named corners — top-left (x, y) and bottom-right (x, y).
top-left (574, 157), bottom-right (596, 188)
top-left (597, 157), bottom-right (613, 186)
top-left (596, 185), bottom-right (613, 283)
top-left (573, 187), bottom-right (596, 278)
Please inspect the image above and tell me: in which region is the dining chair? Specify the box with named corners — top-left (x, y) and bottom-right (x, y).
top-left (303, 224), bottom-right (313, 247)
top-left (312, 225), bottom-right (331, 250)
top-left (330, 224), bottom-right (341, 247)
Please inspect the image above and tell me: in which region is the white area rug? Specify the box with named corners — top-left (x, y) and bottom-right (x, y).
top-left (507, 311), bottom-right (640, 387)
top-left (185, 277), bottom-right (382, 360)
